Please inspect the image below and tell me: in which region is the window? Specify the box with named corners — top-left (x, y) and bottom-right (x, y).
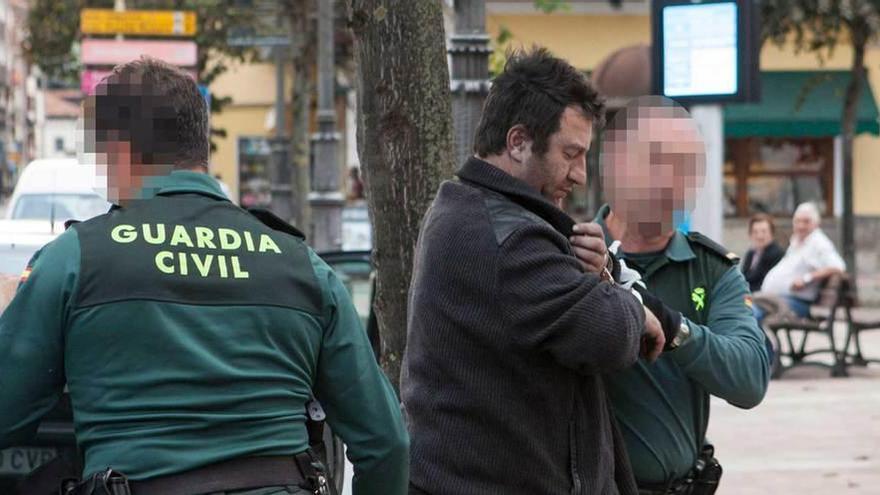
top-left (54, 137), bottom-right (64, 152)
top-left (724, 137), bottom-right (833, 217)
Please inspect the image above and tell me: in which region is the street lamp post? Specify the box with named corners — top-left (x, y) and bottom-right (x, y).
top-left (269, 43), bottom-right (293, 222)
top-left (309, 0), bottom-right (343, 251)
top-left (449, 0), bottom-right (491, 164)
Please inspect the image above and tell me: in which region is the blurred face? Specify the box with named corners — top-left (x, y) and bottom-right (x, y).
top-left (515, 106), bottom-right (593, 205)
top-left (602, 107), bottom-right (706, 237)
top-left (749, 220), bottom-right (773, 250)
top-left (82, 93), bottom-right (175, 205)
top-left (792, 211), bottom-right (818, 240)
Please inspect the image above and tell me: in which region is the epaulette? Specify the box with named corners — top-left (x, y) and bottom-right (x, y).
top-left (687, 231), bottom-right (739, 264)
top-left (64, 219), bottom-right (80, 230)
top-left (247, 207), bottom-right (306, 240)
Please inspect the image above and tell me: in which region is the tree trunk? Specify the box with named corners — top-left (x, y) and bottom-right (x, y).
top-left (287, 0), bottom-right (315, 233)
top-left (841, 34), bottom-right (866, 280)
top-left (348, 0), bottom-right (456, 391)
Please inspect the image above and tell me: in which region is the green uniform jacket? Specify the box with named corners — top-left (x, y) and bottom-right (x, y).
top-left (0, 171), bottom-right (408, 495)
top-left (597, 205), bottom-right (769, 484)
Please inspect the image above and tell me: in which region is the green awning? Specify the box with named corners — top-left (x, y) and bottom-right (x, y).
top-left (724, 71), bottom-right (880, 138)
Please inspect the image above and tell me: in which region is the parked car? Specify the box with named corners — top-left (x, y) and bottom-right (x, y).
top-left (0, 159), bottom-right (110, 277)
top-left (0, 250), bottom-right (378, 495)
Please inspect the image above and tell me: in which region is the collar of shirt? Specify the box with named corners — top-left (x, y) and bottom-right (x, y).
top-left (595, 203), bottom-right (696, 276)
top-left (456, 156), bottom-right (577, 237)
top-left (117, 170), bottom-right (230, 204)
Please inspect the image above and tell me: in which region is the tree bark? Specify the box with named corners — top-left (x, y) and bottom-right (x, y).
top-left (287, 0), bottom-right (315, 233)
top-left (348, 0), bottom-right (456, 391)
top-left (840, 30), bottom-right (866, 279)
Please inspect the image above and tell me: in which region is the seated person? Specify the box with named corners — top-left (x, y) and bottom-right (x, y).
top-left (754, 202), bottom-right (845, 324)
top-left (742, 213), bottom-right (785, 292)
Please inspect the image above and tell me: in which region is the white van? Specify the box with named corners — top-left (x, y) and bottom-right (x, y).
top-left (0, 159), bottom-right (110, 275)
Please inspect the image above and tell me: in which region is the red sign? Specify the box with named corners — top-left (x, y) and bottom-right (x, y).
top-left (81, 39), bottom-right (197, 66)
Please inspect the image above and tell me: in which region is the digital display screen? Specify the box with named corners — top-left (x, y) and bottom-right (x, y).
top-left (662, 2), bottom-right (739, 97)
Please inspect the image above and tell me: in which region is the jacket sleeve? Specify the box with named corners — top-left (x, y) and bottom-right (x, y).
top-left (669, 266), bottom-right (770, 409)
top-left (497, 224), bottom-right (644, 375)
top-left (0, 230), bottom-right (79, 447)
top-left (308, 250), bottom-right (409, 495)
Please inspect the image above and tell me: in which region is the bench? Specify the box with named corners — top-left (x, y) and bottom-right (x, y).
top-left (761, 273), bottom-right (852, 379)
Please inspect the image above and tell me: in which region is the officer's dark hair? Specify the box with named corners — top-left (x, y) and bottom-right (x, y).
top-left (604, 95), bottom-right (691, 133)
top-left (87, 56), bottom-right (208, 169)
top-left (473, 47), bottom-right (604, 157)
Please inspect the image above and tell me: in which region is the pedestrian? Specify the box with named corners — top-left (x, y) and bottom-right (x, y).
top-left (402, 48), bottom-right (665, 495)
top-left (588, 95), bottom-right (769, 494)
top-left (0, 57), bottom-right (408, 495)
top-left (754, 202), bottom-right (846, 324)
top-left (741, 213), bottom-right (784, 293)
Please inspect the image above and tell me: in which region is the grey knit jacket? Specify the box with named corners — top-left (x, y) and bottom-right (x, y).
top-left (401, 157), bottom-right (644, 495)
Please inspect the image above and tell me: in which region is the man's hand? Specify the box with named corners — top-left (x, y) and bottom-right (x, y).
top-left (570, 222), bottom-right (608, 274)
top-left (641, 306), bottom-right (665, 362)
top-left (791, 277), bottom-right (808, 291)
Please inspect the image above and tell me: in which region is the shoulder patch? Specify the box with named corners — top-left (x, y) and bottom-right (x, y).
top-left (483, 192), bottom-right (550, 245)
top-left (247, 208), bottom-right (306, 240)
top-left (687, 231), bottom-right (739, 264)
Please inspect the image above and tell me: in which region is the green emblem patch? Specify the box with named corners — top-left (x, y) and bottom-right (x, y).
top-left (691, 286), bottom-right (706, 311)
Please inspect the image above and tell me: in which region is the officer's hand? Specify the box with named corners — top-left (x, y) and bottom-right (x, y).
top-left (641, 306), bottom-right (665, 362)
top-left (570, 222), bottom-right (608, 274)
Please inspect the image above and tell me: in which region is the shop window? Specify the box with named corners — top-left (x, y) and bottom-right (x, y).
top-left (724, 137), bottom-right (833, 217)
top-left (238, 137), bottom-right (272, 209)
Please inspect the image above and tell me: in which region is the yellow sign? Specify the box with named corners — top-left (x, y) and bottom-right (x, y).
top-left (81, 9), bottom-right (197, 37)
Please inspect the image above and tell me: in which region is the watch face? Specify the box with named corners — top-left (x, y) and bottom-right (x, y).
top-left (674, 322), bottom-right (690, 347)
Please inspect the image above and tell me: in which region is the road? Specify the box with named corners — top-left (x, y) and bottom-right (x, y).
top-left (710, 315), bottom-right (880, 495)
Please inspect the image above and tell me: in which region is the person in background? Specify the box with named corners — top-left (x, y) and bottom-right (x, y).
top-left (741, 213), bottom-right (785, 293)
top-left (755, 202), bottom-right (846, 324)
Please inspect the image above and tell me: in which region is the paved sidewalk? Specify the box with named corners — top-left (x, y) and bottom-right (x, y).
top-left (709, 316), bottom-right (880, 495)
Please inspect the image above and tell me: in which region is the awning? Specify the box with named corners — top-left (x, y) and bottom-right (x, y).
top-left (724, 71), bottom-right (880, 138)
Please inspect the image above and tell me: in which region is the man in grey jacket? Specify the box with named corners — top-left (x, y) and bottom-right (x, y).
top-left (402, 48), bottom-right (666, 495)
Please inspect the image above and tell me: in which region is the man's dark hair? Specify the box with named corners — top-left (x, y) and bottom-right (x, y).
top-left (473, 47), bottom-right (604, 157)
top-left (86, 56), bottom-right (208, 169)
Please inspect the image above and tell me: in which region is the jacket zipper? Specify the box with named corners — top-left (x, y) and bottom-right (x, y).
top-left (570, 419), bottom-right (582, 494)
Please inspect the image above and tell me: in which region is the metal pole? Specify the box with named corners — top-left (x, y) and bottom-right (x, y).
top-left (689, 104), bottom-right (724, 243)
top-left (309, 0), bottom-right (343, 251)
top-left (449, 0), bottom-right (491, 164)
top-left (269, 44), bottom-right (293, 221)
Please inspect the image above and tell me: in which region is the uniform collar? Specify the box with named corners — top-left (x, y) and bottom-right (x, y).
top-left (138, 170), bottom-right (229, 202)
top-left (594, 203), bottom-right (696, 263)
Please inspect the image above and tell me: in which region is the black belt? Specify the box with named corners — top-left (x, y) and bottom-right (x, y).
top-left (131, 455), bottom-right (308, 495)
top-left (638, 478), bottom-right (693, 495)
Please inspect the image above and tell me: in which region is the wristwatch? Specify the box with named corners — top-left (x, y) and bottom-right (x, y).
top-left (668, 321), bottom-right (691, 350)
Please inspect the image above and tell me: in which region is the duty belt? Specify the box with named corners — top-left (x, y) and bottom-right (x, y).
top-left (62, 452), bottom-right (333, 495)
top-left (637, 445), bottom-right (722, 495)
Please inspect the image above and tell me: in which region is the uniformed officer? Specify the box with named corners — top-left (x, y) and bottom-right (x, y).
top-left (0, 57), bottom-right (408, 495)
top-left (571, 96), bottom-right (770, 494)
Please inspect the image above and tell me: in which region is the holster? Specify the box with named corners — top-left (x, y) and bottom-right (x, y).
top-left (689, 445), bottom-right (722, 495)
top-left (295, 450), bottom-right (337, 495)
top-left (60, 468), bottom-right (130, 495)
